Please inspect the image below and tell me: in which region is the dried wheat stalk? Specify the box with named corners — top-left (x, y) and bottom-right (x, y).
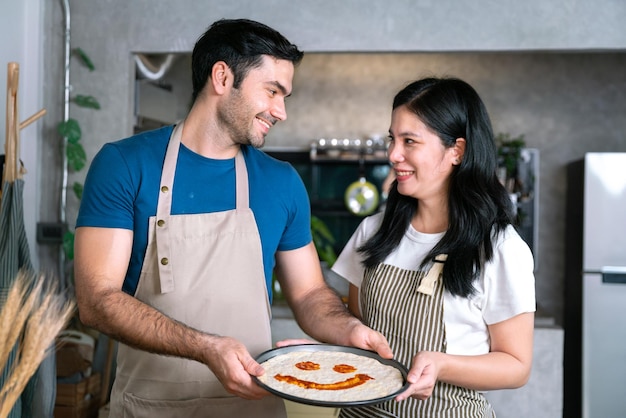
top-left (0, 270), bottom-right (75, 418)
top-left (0, 275), bottom-right (39, 370)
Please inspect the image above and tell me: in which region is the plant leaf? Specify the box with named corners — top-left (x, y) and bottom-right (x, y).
top-left (311, 215), bottom-right (335, 244)
top-left (73, 95), bottom-right (101, 109)
top-left (496, 132), bottom-right (526, 177)
top-left (310, 215), bottom-right (337, 266)
top-left (72, 48), bottom-right (95, 71)
top-left (63, 231), bottom-right (75, 260)
top-left (67, 142), bottom-right (87, 172)
top-left (57, 119), bottom-right (81, 143)
top-left (319, 244), bottom-right (337, 267)
top-left (72, 182), bottom-right (83, 200)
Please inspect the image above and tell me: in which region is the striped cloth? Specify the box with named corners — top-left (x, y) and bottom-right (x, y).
top-left (0, 178), bottom-right (55, 418)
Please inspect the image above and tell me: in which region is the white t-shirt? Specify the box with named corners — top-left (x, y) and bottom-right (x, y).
top-left (332, 212), bottom-right (536, 356)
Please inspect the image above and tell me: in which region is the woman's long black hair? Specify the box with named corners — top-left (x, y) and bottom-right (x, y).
top-left (358, 77), bottom-right (515, 297)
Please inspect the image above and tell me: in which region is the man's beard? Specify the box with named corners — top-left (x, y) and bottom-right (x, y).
top-left (217, 90), bottom-right (266, 148)
top-left (248, 130), bottom-right (265, 148)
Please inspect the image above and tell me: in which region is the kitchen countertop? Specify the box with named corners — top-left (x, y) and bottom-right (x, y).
top-left (272, 302), bottom-right (559, 328)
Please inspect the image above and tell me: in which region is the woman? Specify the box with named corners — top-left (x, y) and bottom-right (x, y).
top-left (332, 77), bottom-right (535, 417)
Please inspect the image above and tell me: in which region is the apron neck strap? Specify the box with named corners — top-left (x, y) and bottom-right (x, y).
top-left (159, 121), bottom-right (250, 214)
top-left (417, 254), bottom-right (448, 296)
top-left (234, 151), bottom-right (248, 210)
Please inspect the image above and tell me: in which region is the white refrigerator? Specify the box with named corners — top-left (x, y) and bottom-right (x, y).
top-left (564, 152), bottom-right (626, 418)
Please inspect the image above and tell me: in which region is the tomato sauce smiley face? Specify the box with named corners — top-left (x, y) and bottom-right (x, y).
top-left (274, 361), bottom-right (374, 390)
top-left (332, 364), bottom-right (357, 374)
top-left (295, 361), bottom-right (320, 371)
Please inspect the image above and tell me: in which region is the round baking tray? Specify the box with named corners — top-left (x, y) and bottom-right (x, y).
top-left (253, 344), bottom-right (409, 408)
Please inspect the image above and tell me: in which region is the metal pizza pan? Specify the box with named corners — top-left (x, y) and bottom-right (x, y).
top-left (253, 343), bottom-right (409, 408)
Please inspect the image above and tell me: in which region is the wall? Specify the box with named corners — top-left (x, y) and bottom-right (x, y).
top-left (1, 0), bottom-right (43, 269)
top-left (37, 0), bottom-right (626, 326)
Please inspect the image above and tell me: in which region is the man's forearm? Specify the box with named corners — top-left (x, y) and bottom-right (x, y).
top-left (290, 284), bottom-right (362, 345)
top-left (80, 289), bottom-right (214, 364)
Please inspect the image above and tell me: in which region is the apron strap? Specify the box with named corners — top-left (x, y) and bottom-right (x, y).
top-left (155, 123), bottom-right (183, 294)
top-left (417, 254), bottom-right (448, 296)
top-left (235, 151), bottom-right (248, 210)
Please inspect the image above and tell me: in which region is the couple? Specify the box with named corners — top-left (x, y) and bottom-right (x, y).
top-left (74, 18), bottom-right (535, 418)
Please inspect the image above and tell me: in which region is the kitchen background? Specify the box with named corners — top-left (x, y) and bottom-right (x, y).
top-left (33, 0), bottom-right (626, 328)
top-left (2, 1), bottom-right (626, 416)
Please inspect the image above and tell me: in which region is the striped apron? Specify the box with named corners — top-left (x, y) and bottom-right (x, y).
top-left (1, 64), bottom-right (54, 418)
top-left (340, 258), bottom-right (495, 418)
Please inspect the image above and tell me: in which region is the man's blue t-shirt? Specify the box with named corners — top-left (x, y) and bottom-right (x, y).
top-left (76, 125), bottom-right (312, 299)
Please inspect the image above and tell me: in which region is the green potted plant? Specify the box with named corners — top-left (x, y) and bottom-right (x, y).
top-left (57, 48), bottom-right (100, 266)
top-left (272, 215), bottom-right (338, 302)
top-left (310, 215), bottom-right (337, 267)
top-left (494, 132), bottom-right (533, 230)
top-left (495, 132), bottom-right (526, 182)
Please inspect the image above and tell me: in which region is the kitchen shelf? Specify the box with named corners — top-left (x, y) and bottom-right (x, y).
top-left (310, 154), bottom-right (388, 163)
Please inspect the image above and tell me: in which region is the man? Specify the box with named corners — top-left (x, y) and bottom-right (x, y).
top-left (74, 18), bottom-right (392, 417)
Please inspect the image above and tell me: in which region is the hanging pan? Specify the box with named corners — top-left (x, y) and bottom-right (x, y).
top-left (344, 154), bottom-right (379, 216)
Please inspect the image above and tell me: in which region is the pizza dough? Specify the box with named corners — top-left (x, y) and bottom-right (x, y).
top-left (257, 350), bottom-right (404, 403)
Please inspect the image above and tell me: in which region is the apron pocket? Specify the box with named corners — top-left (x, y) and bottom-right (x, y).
top-left (122, 392), bottom-right (286, 418)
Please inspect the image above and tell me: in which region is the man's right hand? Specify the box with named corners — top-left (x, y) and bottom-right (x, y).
top-left (203, 335), bottom-right (273, 400)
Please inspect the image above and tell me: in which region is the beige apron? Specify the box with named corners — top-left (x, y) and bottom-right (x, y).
top-left (340, 256), bottom-right (495, 418)
top-left (109, 122), bottom-right (286, 418)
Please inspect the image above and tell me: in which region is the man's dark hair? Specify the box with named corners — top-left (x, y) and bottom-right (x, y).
top-left (191, 18), bottom-right (303, 102)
